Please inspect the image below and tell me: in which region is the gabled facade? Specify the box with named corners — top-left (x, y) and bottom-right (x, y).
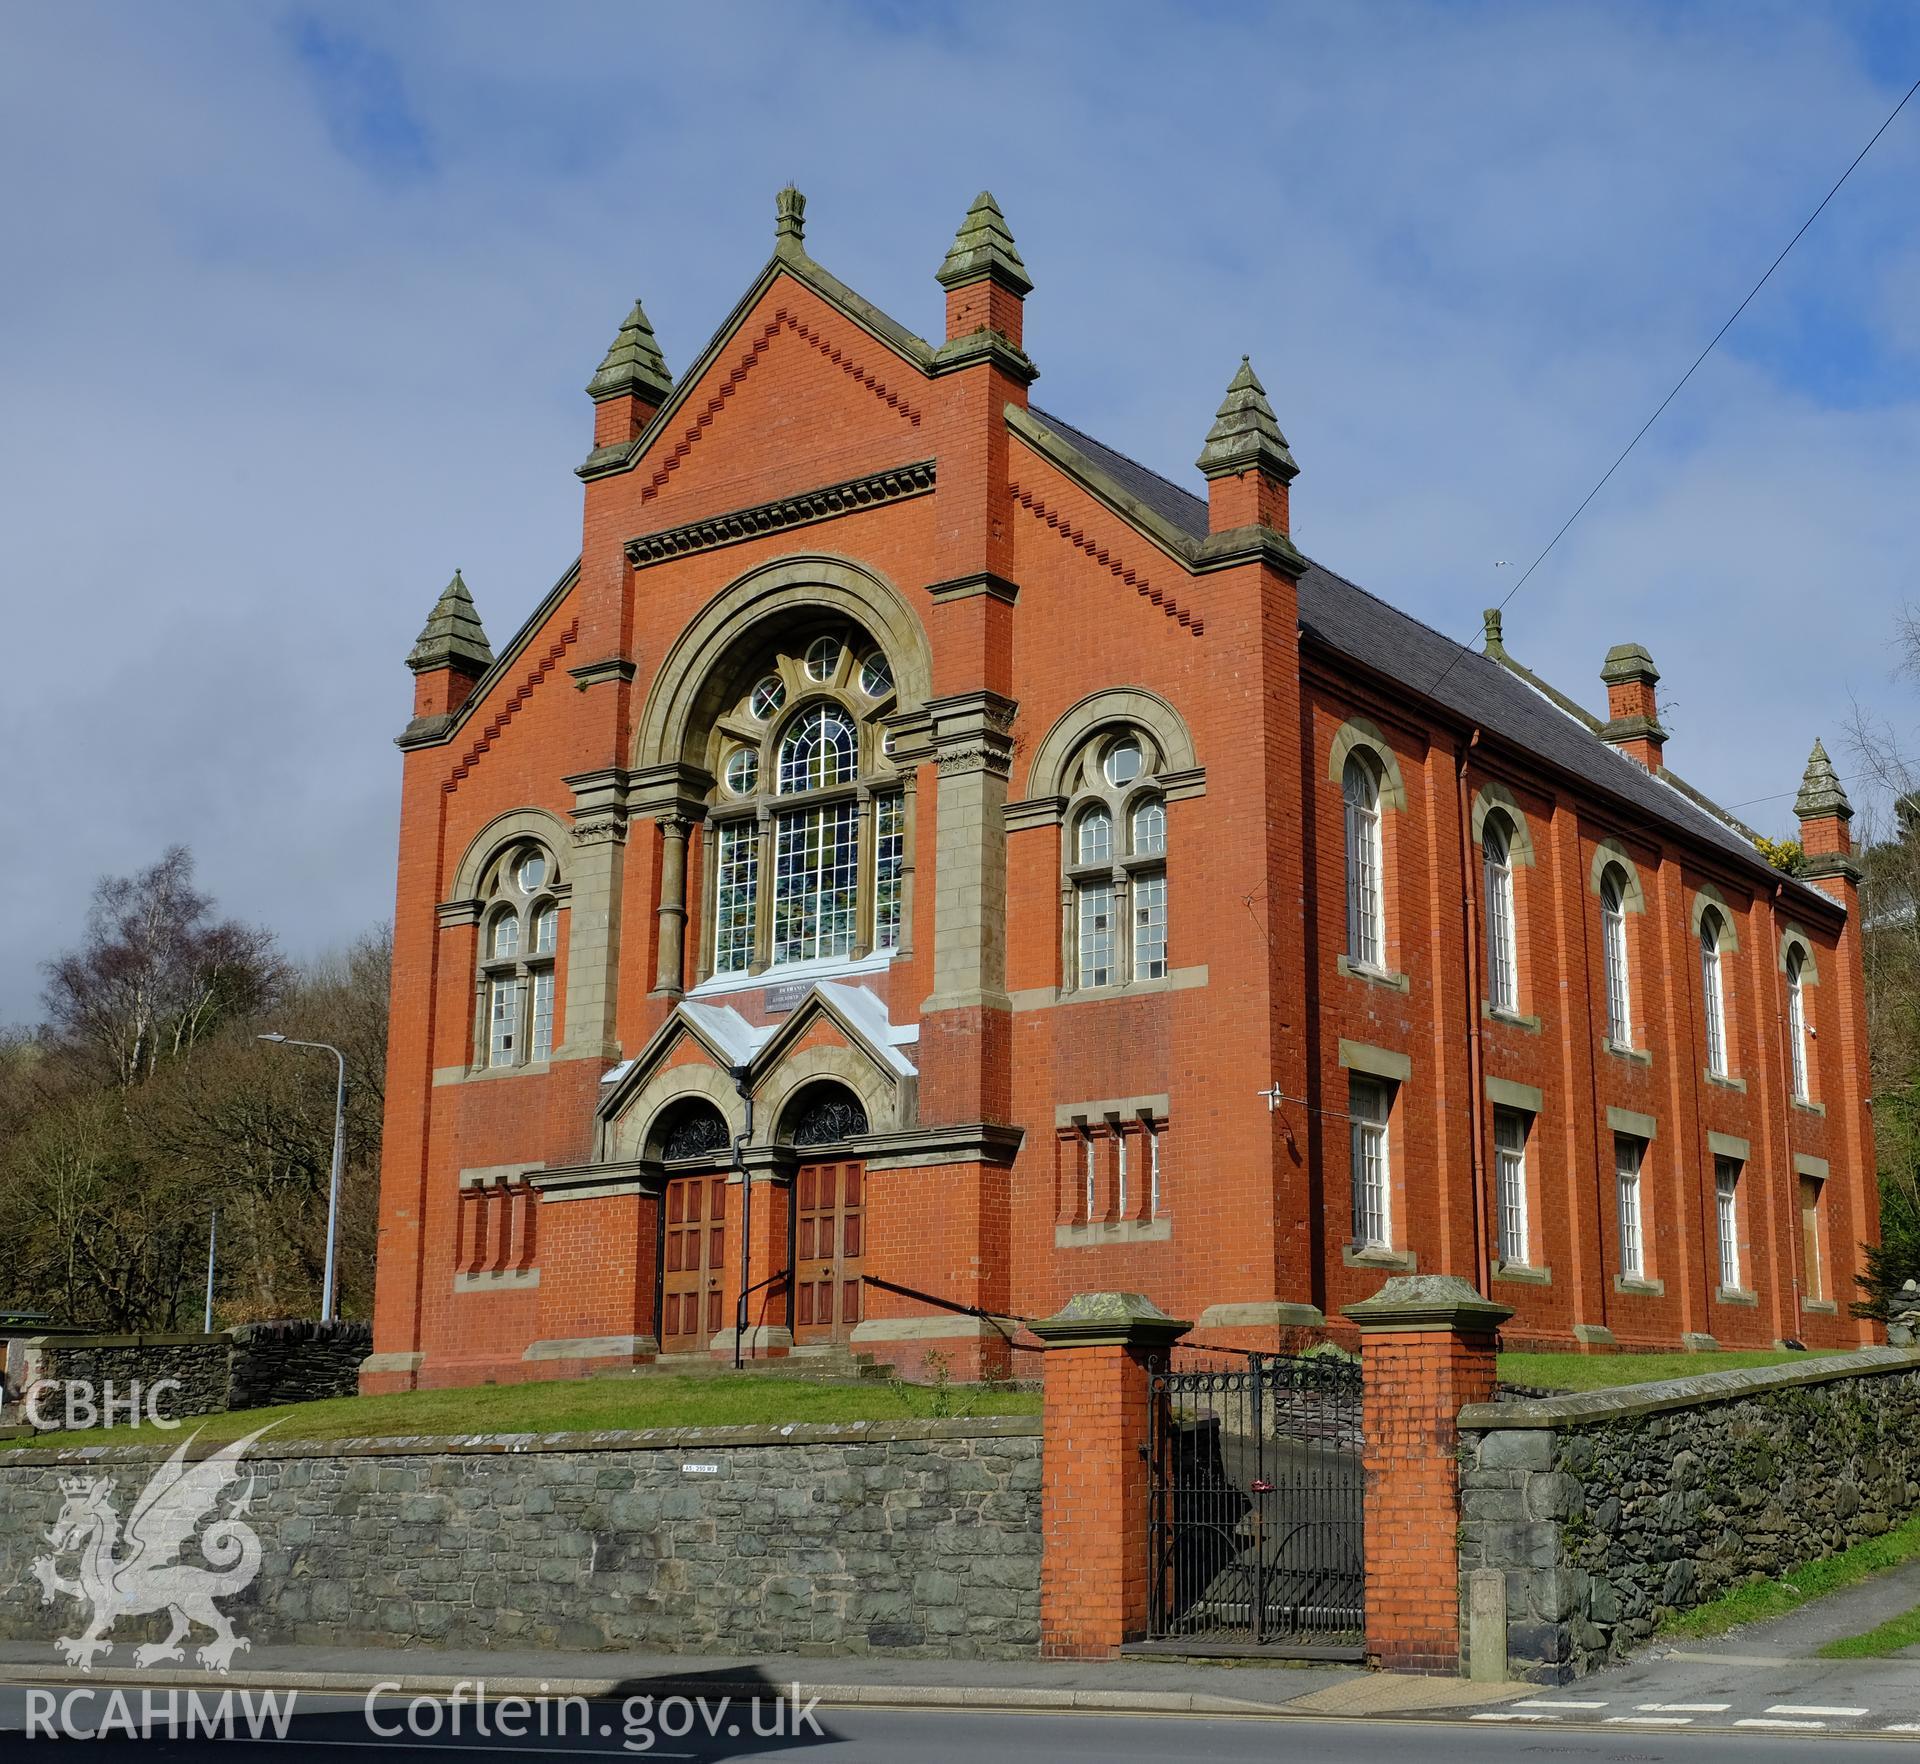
top-left (364, 190), bottom-right (1877, 1393)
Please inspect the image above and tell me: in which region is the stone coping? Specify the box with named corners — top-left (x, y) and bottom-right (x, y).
top-left (0, 1413), bottom-right (1043, 1469)
top-left (1459, 1345), bottom-right (1920, 1430)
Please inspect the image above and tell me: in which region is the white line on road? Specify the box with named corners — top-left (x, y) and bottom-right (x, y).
top-left (1514, 1700), bottom-right (1608, 1710)
top-left (1738, 1718), bottom-right (1828, 1730)
top-left (1639, 1703), bottom-right (1731, 1713)
top-left (1471, 1712), bottom-right (1554, 1722)
top-left (1605, 1716), bottom-right (1693, 1726)
top-left (1768, 1705), bottom-right (1869, 1718)
top-left (1884, 1724), bottom-right (1920, 1733)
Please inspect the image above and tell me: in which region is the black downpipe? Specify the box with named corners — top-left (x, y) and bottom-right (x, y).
top-left (731, 1065), bottom-right (753, 1372)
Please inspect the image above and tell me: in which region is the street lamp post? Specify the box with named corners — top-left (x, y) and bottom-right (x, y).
top-left (258, 1034), bottom-right (347, 1324)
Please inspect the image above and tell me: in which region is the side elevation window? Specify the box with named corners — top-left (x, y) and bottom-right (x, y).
top-left (1493, 1108), bottom-right (1530, 1268)
top-left (1787, 947), bottom-right (1811, 1101)
top-left (1699, 907), bottom-right (1728, 1078)
top-left (1348, 1077), bottom-right (1392, 1250)
top-left (1714, 1157), bottom-right (1742, 1292)
top-left (475, 840), bottom-right (562, 1070)
top-left (1483, 813), bottom-right (1519, 1014)
top-left (1600, 866), bottom-right (1633, 1046)
top-left (1342, 753), bottom-right (1385, 969)
top-left (1062, 729), bottom-right (1171, 992)
top-left (1614, 1135), bottom-right (1647, 1280)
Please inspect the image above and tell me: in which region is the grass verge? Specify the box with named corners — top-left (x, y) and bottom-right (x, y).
top-left (1819, 1602), bottom-right (1920, 1659)
top-left (1498, 1347), bottom-right (1852, 1393)
top-left (2, 1372), bottom-right (1039, 1453)
top-left (1659, 1510), bottom-right (1920, 1642)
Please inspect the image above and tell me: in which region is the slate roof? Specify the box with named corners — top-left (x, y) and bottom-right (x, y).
top-left (1026, 408), bottom-right (1792, 888)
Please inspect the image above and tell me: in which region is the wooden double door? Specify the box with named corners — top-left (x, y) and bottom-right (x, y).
top-left (793, 1159), bottom-right (865, 1344)
top-left (661, 1174), bottom-right (727, 1353)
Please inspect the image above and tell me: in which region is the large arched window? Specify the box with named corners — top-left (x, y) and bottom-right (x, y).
top-left (1699, 907), bottom-right (1729, 1078)
top-left (1787, 946), bottom-right (1811, 1101)
top-left (1343, 753), bottom-right (1385, 969)
top-left (1062, 728), bottom-right (1171, 991)
top-left (702, 630), bottom-right (905, 978)
top-left (475, 840), bottom-right (562, 1068)
top-left (1483, 812), bottom-right (1518, 1013)
top-left (1600, 865), bottom-right (1632, 1047)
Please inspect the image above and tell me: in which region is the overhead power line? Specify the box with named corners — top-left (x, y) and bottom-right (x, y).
top-left (1427, 71), bottom-right (1920, 699)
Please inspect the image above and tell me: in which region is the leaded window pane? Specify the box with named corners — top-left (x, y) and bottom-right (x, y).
top-left (1495, 1108), bottom-right (1528, 1266)
top-left (859, 651), bottom-right (893, 697)
top-left (1601, 872), bottom-right (1632, 1045)
top-left (1077, 880), bottom-right (1115, 988)
top-left (1343, 756), bottom-right (1383, 968)
top-left (714, 820), bottom-right (759, 974)
top-left (1484, 819), bottom-right (1517, 1013)
top-left (487, 977), bottom-right (520, 1067)
top-left (529, 968), bottom-right (555, 1062)
top-left (531, 903), bottom-right (557, 956)
top-left (1349, 1077), bottom-right (1390, 1249)
top-left (749, 675), bottom-right (785, 720)
top-left (490, 913), bottom-right (520, 960)
top-left (874, 793), bottom-right (904, 951)
top-left (805, 636), bottom-right (842, 682)
top-left (1133, 872), bottom-right (1168, 980)
top-left (1132, 799), bottom-right (1166, 857)
top-left (1077, 808), bottom-right (1112, 866)
top-left (773, 800), bottom-right (859, 965)
top-left (777, 704), bottom-right (857, 794)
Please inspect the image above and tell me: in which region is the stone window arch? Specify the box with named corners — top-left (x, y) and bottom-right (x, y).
top-left (647, 1096), bottom-right (733, 1165)
top-left (1058, 724), bottom-right (1173, 992)
top-left (698, 623), bottom-right (909, 979)
top-left (779, 1080), bottom-right (871, 1149)
top-left (473, 834), bottom-right (564, 1069)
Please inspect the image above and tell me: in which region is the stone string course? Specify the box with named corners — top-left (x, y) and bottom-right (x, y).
top-left (1459, 1349), bottom-right (1920, 1682)
top-left (0, 1418), bottom-right (1042, 1659)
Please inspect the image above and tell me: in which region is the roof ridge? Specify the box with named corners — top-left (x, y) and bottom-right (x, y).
top-left (1027, 405), bottom-right (1206, 514)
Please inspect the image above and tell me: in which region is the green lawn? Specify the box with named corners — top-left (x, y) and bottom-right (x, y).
top-left (1498, 1347), bottom-right (1855, 1393)
top-left (1659, 1511), bottom-right (1920, 1642)
top-left (1819, 1601), bottom-right (1920, 1658)
top-left (1, 1373), bottom-right (1038, 1453)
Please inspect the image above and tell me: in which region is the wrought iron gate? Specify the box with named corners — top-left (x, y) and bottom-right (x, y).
top-left (1146, 1350), bottom-right (1365, 1654)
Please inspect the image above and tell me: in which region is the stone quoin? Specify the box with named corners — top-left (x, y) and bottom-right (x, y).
top-left (364, 189), bottom-right (1877, 1394)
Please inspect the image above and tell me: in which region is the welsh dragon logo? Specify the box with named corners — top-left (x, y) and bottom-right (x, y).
top-left (29, 1427), bottom-right (269, 1672)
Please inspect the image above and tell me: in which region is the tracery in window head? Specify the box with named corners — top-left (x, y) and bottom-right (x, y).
top-left (784, 1081), bottom-right (871, 1149)
top-left (1061, 725), bottom-right (1171, 992)
top-left (475, 838), bottom-right (563, 1070)
top-left (697, 626), bottom-right (906, 980)
top-left (651, 1096), bottom-right (732, 1163)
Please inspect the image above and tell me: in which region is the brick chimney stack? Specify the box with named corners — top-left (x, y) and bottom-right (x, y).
top-left (1600, 643), bottom-right (1666, 771)
top-left (585, 295), bottom-right (673, 453)
top-left (1198, 357), bottom-right (1298, 537)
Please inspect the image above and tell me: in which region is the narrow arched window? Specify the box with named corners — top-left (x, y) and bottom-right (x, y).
top-left (531, 902), bottom-right (558, 956)
top-left (490, 912), bottom-right (520, 960)
top-left (1483, 814), bottom-right (1518, 1014)
top-left (1343, 753), bottom-right (1385, 969)
top-left (1132, 800), bottom-right (1167, 858)
top-left (475, 841), bottom-right (560, 1069)
top-left (1061, 731), bottom-right (1172, 991)
top-left (1600, 866), bottom-right (1632, 1046)
top-left (1700, 908), bottom-right (1728, 1077)
top-left (777, 704), bottom-right (858, 795)
top-left (1787, 947), bottom-right (1810, 1101)
top-left (1077, 807), bottom-right (1113, 866)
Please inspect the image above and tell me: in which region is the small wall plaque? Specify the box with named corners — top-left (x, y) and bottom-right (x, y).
top-left (765, 981), bottom-right (809, 1015)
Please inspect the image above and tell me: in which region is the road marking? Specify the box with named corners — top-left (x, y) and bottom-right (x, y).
top-left (1884, 1724), bottom-right (1920, 1733)
top-left (1471, 1712), bottom-right (1554, 1722)
top-left (1639, 1703), bottom-right (1731, 1713)
top-left (1515, 1700), bottom-right (1608, 1710)
top-left (1768, 1705), bottom-right (1869, 1718)
top-left (1605, 1716), bottom-right (1693, 1727)
top-left (1738, 1718), bottom-right (1827, 1730)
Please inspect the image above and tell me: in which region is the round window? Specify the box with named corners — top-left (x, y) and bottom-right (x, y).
top-left (805, 636), bottom-right (842, 682)
top-left (859, 651), bottom-right (894, 698)
top-left (515, 851), bottom-right (547, 892)
top-left (724, 748), bottom-right (759, 796)
top-left (749, 675), bottom-right (786, 721)
top-left (1103, 738), bottom-right (1144, 788)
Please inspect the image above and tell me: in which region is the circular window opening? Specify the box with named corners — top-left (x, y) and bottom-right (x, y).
top-left (750, 676), bottom-right (786, 721)
top-left (724, 748), bottom-right (759, 796)
top-left (858, 651), bottom-right (894, 698)
top-left (805, 636), bottom-right (842, 683)
top-left (1103, 738), bottom-right (1144, 788)
top-left (516, 850), bottom-right (547, 893)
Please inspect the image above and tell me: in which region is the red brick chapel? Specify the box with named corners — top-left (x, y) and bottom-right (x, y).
top-left (363, 189), bottom-right (1877, 1393)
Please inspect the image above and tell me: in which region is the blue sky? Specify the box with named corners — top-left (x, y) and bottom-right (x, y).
top-left (3, 1), bottom-right (1918, 1018)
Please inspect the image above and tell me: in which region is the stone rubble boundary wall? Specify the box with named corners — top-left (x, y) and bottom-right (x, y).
top-left (14, 1321), bottom-right (370, 1429)
top-left (0, 1416), bottom-right (1042, 1659)
top-left (1458, 1347), bottom-right (1920, 1682)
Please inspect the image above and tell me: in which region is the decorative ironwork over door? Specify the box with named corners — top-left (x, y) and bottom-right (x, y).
top-left (793, 1160), bottom-right (864, 1343)
top-left (661, 1174), bottom-right (727, 1353)
top-left (1146, 1350), bottom-right (1365, 1656)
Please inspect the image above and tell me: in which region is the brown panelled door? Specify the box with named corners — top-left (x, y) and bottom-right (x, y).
top-left (794, 1160), bottom-right (865, 1344)
top-left (662, 1174), bottom-right (727, 1353)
